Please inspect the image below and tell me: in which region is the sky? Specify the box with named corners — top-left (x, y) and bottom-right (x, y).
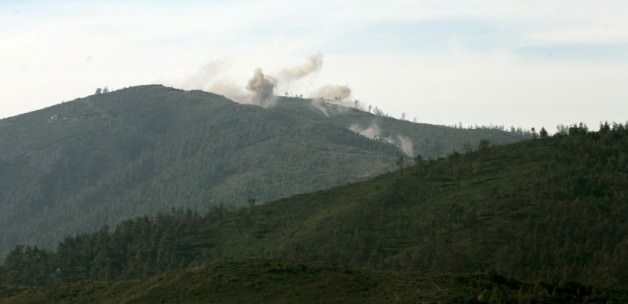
top-left (1, 0), bottom-right (627, 130)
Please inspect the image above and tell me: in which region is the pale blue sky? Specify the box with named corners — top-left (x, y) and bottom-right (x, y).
top-left (1, 0), bottom-right (627, 129)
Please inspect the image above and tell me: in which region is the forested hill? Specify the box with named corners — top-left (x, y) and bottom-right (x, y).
top-left (0, 85), bottom-right (523, 256)
top-left (4, 260), bottom-right (627, 304)
top-left (2, 125), bottom-right (628, 297)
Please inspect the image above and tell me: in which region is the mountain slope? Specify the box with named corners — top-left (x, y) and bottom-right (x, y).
top-left (0, 85), bottom-right (523, 255)
top-left (4, 260), bottom-right (625, 304)
top-left (3, 126), bottom-right (627, 290)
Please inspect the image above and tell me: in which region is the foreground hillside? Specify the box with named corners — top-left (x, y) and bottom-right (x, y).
top-left (0, 85), bottom-right (523, 255)
top-left (2, 125), bottom-right (627, 294)
top-left (3, 260), bottom-right (626, 304)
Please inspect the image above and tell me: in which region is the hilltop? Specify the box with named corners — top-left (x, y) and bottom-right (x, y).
top-left (0, 85), bottom-right (523, 256)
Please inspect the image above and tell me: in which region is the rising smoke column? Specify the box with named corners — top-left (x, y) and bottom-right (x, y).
top-left (278, 53), bottom-right (323, 82)
top-left (396, 135), bottom-right (415, 157)
top-left (246, 68), bottom-right (277, 106)
top-left (349, 122), bottom-right (415, 157)
top-left (243, 54), bottom-right (324, 106)
top-left (178, 59), bottom-right (253, 103)
top-left (307, 84), bottom-right (354, 116)
top-left (245, 55), bottom-right (324, 106)
top-left (350, 122), bottom-right (382, 140)
top-left (179, 53), bottom-right (359, 110)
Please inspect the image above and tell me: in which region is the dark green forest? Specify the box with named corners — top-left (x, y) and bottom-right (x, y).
top-left (4, 260), bottom-right (626, 304)
top-left (2, 124), bottom-right (628, 303)
top-left (0, 85), bottom-right (525, 257)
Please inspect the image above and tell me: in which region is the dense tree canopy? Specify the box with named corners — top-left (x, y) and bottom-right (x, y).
top-left (2, 124), bottom-right (627, 290)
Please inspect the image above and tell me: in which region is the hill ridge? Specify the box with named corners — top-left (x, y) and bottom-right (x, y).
top-left (2, 126), bottom-right (627, 290)
top-left (0, 85), bottom-right (525, 256)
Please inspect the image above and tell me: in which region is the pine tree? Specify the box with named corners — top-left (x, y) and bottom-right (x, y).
top-left (539, 127), bottom-right (549, 138)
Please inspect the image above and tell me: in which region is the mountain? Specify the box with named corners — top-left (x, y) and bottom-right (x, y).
top-left (0, 85), bottom-right (524, 256)
top-left (2, 125), bottom-right (627, 294)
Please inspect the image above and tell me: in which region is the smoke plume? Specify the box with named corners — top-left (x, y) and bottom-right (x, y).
top-left (246, 68), bottom-right (277, 106)
top-left (396, 135), bottom-right (415, 157)
top-left (180, 61), bottom-right (226, 90)
top-left (311, 85), bottom-right (352, 102)
top-left (278, 53), bottom-right (323, 82)
top-left (180, 54), bottom-right (358, 110)
top-left (309, 100), bottom-right (330, 117)
top-left (349, 122), bottom-right (415, 157)
top-left (307, 85), bottom-right (354, 116)
top-left (207, 81), bottom-right (249, 104)
top-left (350, 122), bottom-right (382, 140)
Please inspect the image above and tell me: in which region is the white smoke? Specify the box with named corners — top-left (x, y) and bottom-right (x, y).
top-left (396, 135), bottom-right (415, 157)
top-left (350, 122), bottom-right (382, 140)
top-left (207, 81), bottom-right (249, 104)
top-left (179, 54), bottom-right (358, 110)
top-left (310, 85), bottom-right (352, 102)
top-left (309, 100), bottom-right (330, 117)
top-left (349, 122), bottom-right (415, 157)
top-left (179, 60), bottom-right (227, 90)
top-left (178, 60), bottom-right (256, 104)
top-left (278, 53), bottom-right (323, 82)
top-left (307, 84), bottom-right (356, 117)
